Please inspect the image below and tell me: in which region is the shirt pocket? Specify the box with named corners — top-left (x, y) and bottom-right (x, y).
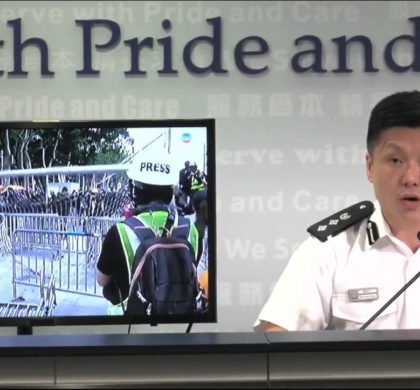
top-left (331, 294), bottom-right (398, 330)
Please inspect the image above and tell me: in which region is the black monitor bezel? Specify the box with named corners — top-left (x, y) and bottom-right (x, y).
top-left (0, 118), bottom-right (217, 328)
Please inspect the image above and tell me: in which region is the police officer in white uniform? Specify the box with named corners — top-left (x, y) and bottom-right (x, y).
top-left (254, 90), bottom-right (420, 331)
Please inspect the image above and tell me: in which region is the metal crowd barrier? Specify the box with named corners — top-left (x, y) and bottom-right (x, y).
top-left (12, 229), bottom-right (103, 299)
top-left (0, 213), bottom-right (12, 256)
top-left (0, 271), bottom-right (56, 318)
top-left (0, 302), bottom-right (42, 317)
top-left (3, 214), bottom-right (122, 316)
top-left (3, 212), bottom-right (85, 235)
top-left (2, 213), bottom-right (122, 240)
top-left (84, 216), bottom-right (123, 237)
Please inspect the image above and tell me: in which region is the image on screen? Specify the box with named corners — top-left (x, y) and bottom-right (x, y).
top-left (0, 119), bottom-right (216, 329)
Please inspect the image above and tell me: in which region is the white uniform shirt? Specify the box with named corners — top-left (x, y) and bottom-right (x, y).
top-left (254, 201), bottom-right (420, 331)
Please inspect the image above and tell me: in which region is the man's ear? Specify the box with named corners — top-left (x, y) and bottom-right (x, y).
top-left (366, 152), bottom-right (374, 183)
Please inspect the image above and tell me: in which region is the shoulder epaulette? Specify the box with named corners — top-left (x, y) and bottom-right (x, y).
top-left (307, 201), bottom-right (375, 242)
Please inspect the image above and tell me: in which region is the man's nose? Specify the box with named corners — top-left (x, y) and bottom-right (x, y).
top-left (402, 163), bottom-right (420, 187)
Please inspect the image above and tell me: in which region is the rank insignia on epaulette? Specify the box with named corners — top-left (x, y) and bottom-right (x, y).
top-left (307, 201), bottom-right (375, 242)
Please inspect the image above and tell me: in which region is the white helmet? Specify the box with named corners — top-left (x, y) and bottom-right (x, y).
top-left (127, 149), bottom-right (177, 186)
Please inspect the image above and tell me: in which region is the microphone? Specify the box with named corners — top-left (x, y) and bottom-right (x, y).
top-left (360, 231), bottom-right (420, 330)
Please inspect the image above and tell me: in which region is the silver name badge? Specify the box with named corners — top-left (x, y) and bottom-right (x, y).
top-left (348, 287), bottom-right (379, 302)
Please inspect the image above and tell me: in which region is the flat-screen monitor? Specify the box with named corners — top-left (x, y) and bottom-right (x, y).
top-left (0, 119), bottom-right (216, 332)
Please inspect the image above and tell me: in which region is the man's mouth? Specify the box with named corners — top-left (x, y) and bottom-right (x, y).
top-left (400, 194), bottom-right (420, 207)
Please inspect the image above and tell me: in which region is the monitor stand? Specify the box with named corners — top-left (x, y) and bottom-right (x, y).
top-left (17, 325), bottom-right (33, 335)
top-left (186, 322), bottom-right (193, 333)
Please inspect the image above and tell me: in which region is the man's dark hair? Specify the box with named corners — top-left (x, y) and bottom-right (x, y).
top-left (129, 180), bottom-right (173, 207)
top-left (367, 90), bottom-right (420, 154)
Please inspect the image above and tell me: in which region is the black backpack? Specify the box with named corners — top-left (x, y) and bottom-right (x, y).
top-left (123, 214), bottom-right (201, 316)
